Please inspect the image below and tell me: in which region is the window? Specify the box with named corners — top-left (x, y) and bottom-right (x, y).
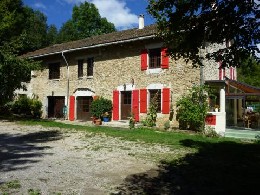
top-left (149, 48), bottom-right (161, 69)
top-left (49, 63), bottom-right (60, 79)
top-left (149, 89), bottom-right (161, 112)
top-left (123, 91), bottom-right (132, 104)
top-left (87, 57), bottom-right (94, 77)
top-left (78, 59), bottom-right (84, 78)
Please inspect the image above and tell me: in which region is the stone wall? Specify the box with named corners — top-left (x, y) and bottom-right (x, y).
top-left (29, 39), bottom-right (200, 126)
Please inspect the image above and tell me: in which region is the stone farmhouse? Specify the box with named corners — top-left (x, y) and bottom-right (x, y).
top-left (21, 17), bottom-right (237, 131)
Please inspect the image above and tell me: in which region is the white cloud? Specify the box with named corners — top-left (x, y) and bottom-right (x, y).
top-left (61, 0), bottom-right (138, 29)
top-left (34, 2), bottom-right (47, 10)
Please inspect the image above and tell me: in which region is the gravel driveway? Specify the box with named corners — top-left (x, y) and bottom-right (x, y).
top-left (0, 121), bottom-right (174, 195)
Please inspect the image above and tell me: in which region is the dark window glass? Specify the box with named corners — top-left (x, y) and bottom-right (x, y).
top-left (78, 59), bottom-right (84, 78)
top-left (149, 48), bottom-right (161, 69)
top-left (87, 57), bottom-right (94, 76)
top-left (149, 89), bottom-right (161, 112)
top-left (49, 63), bottom-right (60, 79)
top-left (123, 92), bottom-right (132, 104)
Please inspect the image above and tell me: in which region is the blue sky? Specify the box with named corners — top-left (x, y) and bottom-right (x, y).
top-left (22, 0), bottom-right (156, 30)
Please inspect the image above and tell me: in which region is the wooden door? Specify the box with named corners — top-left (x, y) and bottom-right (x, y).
top-left (121, 91), bottom-right (132, 120)
top-left (77, 96), bottom-right (93, 121)
top-left (48, 96), bottom-right (65, 118)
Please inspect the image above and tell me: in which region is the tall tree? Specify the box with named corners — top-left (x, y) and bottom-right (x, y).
top-left (237, 57), bottom-right (260, 87)
top-left (0, 0), bottom-right (25, 46)
top-left (147, 0), bottom-right (259, 67)
top-left (47, 24), bottom-right (58, 45)
top-left (18, 7), bottom-right (49, 54)
top-left (0, 0), bottom-right (40, 105)
top-left (58, 2), bottom-right (116, 43)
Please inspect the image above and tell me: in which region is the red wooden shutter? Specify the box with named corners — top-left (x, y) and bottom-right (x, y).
top-left (132, 90), bottom-right (139, 122)
top-left (141, 49), bottom-right (148, 70)
top-left (162, 88), bottom-right (170, 114)
top-left (113, 90), bottom-right (119, 120)
top-left (218, 62), bottom-right (222, 80)
top-left (161, 47), bottom-right (169, 69)
top-left (69, 96), bottom-right (75, 121)
top-left (140, 89), bottom-right (147, 113)
top-left (230, 67), bottom-right (234, 80)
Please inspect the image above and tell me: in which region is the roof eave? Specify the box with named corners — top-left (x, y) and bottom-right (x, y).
top-left (28, 34), bottom-right (156, 59)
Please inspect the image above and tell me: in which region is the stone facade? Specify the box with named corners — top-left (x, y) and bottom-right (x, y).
top-left (27, 39), bottom-right (200, 127)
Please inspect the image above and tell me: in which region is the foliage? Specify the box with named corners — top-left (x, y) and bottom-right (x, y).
top-left (90, 97), bottom-right (112, 119)
top-left (164, 120), bottom-right (171, 130)
top-left (46, 25), bottom-right (58, 45)
top-left (143, 92), bottom-right (159, 127)
top-left (11, 96), bottom-right (42, 118)
top-left (57, 2), bottom-right (116, 43)
top-left (0, 51), bottom-right (39, 105)
top-left (147, 0), bottom-right (259, 67)
top-left (129, 113), bottom-right (135, 129)
top-left (0, 1), bottom-right (51, 55)
top-left (0, 0), bottom-right (25, 46)
top-left (176, 85), bottom-right (209, 131)
top-left (237, 56), bottom-right (260, 87)
top-left (203, 126), bottom-right (219, 138)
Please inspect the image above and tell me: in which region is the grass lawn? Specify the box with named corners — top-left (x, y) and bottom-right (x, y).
top-left (5, 119), bottom-right (260, 194)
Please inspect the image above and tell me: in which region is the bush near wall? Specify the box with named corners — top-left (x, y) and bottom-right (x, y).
top-left (176, 86), bottom-right (209, 131)
top-left (11, 96), bottom-right (42, 118)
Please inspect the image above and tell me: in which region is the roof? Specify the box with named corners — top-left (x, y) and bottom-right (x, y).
top-left (226, 78), bottom-right (260, 94)
top-left (22, 24), bottom-right (157, 59)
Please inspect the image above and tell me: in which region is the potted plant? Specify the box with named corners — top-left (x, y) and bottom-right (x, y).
top-left (102, 112), bottom-right (110, 122)
top-left (90, 97), bottom-right (112, 125)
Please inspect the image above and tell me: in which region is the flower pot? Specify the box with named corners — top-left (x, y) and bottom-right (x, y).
top-left (103, 117), bottom-right (109, 122)
top-left (94, 118), bottom-right (102, 125)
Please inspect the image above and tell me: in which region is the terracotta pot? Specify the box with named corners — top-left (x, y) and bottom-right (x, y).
top-left (95, 118), bottom-right (102, 125)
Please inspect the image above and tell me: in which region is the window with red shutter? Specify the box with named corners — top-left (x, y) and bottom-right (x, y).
top-left (113, 90), bottom-right (119, 120)
top-left (162, 88), bottom-right (170, 114)
top-left (141, 49), bottom-right (148, 70)
top-left (149, 89), bottom-right (161, 113)
top-left (132, 90), bottom-right (139, 121)
top-left (161, 47), bottom-right (169, 69)
top-left (69, 96), bottom-right (75, 121)
top-left (140, 89), bottom-right (147, 113)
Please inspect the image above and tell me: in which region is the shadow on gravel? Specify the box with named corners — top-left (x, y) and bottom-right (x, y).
top-left (115, 139), bottom-right (260, 195)
top-left (0, 130), bottom-right (63, 172)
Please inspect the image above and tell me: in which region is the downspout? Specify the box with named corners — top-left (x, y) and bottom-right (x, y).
top-left (62, 51), bottom-right (69, 120)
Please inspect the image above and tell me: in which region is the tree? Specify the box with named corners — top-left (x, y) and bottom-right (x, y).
top-left (18, 7), bottom-right (49, 54)
top-left (46, 25), bottom-right (58, 45)
top-left (0, 51), bottom-right (39, 105)
top-left (58, 20), bottom-right (79, 43)
top-left (57, 2), bottom-right (116, 43)
top-left (0, 0), bottom-right (25, 46)
top-left (0, 0), bottom-right (41, 106)
top-left (237, 57), bottom-right (260, 87)
top-left (147, 0), bottom-right (259, 67)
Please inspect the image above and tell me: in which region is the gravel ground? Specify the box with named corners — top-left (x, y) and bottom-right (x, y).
top-left (0, 121), bottom-right (179, 195)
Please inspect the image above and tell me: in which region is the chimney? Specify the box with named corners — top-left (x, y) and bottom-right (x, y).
top-left (138, 14), bottom-right (144, 29)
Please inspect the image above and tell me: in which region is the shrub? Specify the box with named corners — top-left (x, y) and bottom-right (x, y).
top-left (143, 91), bottom-right (158, 127)
top-left (129, 113), bottom-right (135, 129)
top-left (90, 97), bottom-right (112, 119)
top-left (164, 120), bottom-right (171, 130)
top-left (176, 85), bottom-right (209, 131)
top-left (11, 96), bottom-right (42, 118)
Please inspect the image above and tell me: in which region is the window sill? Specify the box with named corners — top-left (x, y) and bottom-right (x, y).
top-left (146, 68), bottom-right (162, 74)
top-left (87, 76), bottom-right (93, 79)
top-left (49, 79), bottom-right (60, 81)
